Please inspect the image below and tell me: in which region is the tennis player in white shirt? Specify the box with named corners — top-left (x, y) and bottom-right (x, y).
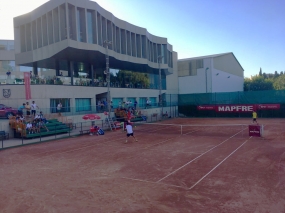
top-left (125, 122), bottom-right (138, 143)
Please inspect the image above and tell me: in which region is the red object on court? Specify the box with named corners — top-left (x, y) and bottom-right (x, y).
top-left (104, 111), bottom-right (108, 115)
top-left (82, 114), bottom-right (101, 120)
top-left (248, 124), bottom-right (263, 137)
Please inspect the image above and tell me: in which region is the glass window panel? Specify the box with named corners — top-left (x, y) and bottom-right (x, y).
top-left (50, 98), bottom-right (70, 113)
top-left (141, 35), bottom-right (146, 58)
top-left (32, 21), bottom-right (37, 49)
top-left (0, 61), bottom-right (15, 72)
top-left (107, 20), bottom-right (112, 50)
top-left (42, 15), bottom-right (48, 46)
top-left (36, 18), bottom-right (42, 48)
top-left (68, 4), bottom-right (77, 41)
top-left (153, 43), bottom-right (157, 63)
top-left (25, 23), bottom-right (32, 51)
top-left (75, 98), bottom-right (91, 112)
top-left (0, 40), bottom-right (7, 50)
top-left (77, 7), bottom-right (86, 42)
top-left (87, 10), bottom-right (95, 43)
top-left (136, 34), bottom-right (141, 58)
top-left (53, 8), bottom-right (60, 42)
top-left (20, 25), bottom-right (26, 52)
top-left (126, 31), bottom-right (131, 56)
top-left (47, 11), bottom-right (54, 44)
top-left (97, 12), bottom-right (102, 45)
top-left (120, 29), bottom-right (126, 54)
top-left (7, 41), bottom-right (14, 50)
top-left (116, 27), bottom-right (120, 53)
top-left (131, 33), bottom-right (136, 57)
top-left (102, 17), bottom-right (106, 43)
top-left (60, 4), bottom-right (67, 40)
top-left (112, 24), bottom-right (115, 51)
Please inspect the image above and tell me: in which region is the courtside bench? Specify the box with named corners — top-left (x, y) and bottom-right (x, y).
top-left (0, 131), bottom-right (9, 140)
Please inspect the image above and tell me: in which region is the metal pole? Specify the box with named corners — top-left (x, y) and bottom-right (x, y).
top-left (205, 67), bottom-right (209, 93)
top-left (158, 56), bottom-right (163, 119)
top-left (104, 40), bottom-right (112, 120)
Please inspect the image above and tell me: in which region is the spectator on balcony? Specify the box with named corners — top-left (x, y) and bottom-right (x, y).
top-left (25, 102), bottom-right (31, 117)
top-left (57, 102), bottom-right (62, 116)
top-left (31, 101), bottom-right (39, 117)
top-left (18, 103), bottom-right (26, 116)
top-left (59, 72), bottom-right (63, 76)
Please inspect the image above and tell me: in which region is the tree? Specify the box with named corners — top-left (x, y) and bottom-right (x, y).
top-left (273, 75), bottom-right (285, 90)
top-left (244, 75), bottom-right (273, 91)
top-left (259, 68), bottom-right (262, 76)
top-left (114, 70), bottom-right (150, 88)
top-left (274, 71), bottom-right (279, 78)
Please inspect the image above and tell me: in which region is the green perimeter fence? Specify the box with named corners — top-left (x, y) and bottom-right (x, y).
top-left (177, 90), bottom-right (285, 118)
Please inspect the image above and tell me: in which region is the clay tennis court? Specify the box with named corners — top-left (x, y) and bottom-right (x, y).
top-left (1, 118), bottom-right (285, 213)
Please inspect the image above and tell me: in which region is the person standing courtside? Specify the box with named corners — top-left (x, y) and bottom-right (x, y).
top-left (31, 101), bottom-right (39, 117)
top-left (25, 102), bottom-right (31, 118)
top-left (252, 110), bottom-right (258, 124)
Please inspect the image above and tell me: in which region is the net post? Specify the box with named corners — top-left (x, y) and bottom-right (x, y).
top-left (181, 125), bottom-right (182, 135)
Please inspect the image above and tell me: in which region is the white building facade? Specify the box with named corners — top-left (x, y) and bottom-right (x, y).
top-left (178, 53), bottom-right (244, 94)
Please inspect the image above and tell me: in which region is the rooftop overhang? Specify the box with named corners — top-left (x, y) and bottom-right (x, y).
top-left (15, 46), bottom-right (172, 75)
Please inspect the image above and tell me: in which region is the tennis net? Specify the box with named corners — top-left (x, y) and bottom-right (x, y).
top-left (133, 122), bottom-right (247, 138)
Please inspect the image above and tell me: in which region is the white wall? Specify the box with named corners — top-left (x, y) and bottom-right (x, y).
top-left (178, 57), bottom-right (243, 94)
top-left (211, 68), bottom-right (244, 92)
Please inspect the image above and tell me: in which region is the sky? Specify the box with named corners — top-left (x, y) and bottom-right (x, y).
top-left (0, 0), bottom-right (284, 78)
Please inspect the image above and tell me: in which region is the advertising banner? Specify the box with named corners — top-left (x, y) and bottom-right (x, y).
top-left (197, 104), bottom-right (280, 113)
top-left (24, 72), bottom-right (31, 100)
top-left (248, 125), bottom-right (263, 137)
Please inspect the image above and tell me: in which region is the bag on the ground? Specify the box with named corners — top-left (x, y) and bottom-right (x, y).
top-left (97, 128), bottom-right (104, 135)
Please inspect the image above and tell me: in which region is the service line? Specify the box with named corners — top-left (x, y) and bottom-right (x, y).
top-left (156, 128), bottom-right (246, 183)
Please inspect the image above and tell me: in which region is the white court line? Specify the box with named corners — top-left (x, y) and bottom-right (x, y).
top-left (121, 177), bottom-right (188, 190)
top-left (188, 136), bottom-right (252, 190)
top-left (156, 128), bottom-right (246, 183)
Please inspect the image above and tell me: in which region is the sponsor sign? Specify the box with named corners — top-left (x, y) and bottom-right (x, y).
top-left (257, 104), bottom-right (280, 110)
top-left (197, 104), bottom-right (280, 113)
top-left (24, 72), bottom-right (31, 100)
top-left (248, 125), bottom-right (263, 137)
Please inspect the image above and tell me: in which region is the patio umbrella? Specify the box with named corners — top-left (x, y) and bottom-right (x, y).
top-left (82, 114), bottom-right (101, 120)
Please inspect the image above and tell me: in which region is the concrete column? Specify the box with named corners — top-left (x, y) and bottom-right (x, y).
top-left (33, 62), bottom-right (38, 76)
top-left (68, 61), bottom-right (74, 85)
top-left (55, 60), bottom-right (60, 76)
top-left (90, 64), bottom-right (94, 86)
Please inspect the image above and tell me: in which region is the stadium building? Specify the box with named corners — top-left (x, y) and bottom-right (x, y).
top-left (1, 0), bottom-right (178, 118)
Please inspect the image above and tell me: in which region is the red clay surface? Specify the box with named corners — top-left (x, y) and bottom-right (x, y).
top-left (1, 118), bottom-right (285, 213)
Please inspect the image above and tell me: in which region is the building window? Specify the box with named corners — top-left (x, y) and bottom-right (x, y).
top-left (60, 4), bottom-right (67, 41)
top-left (120, 29), bottom-right (126, 54)
top-left (136, 34), bottom-right (141, 58)
top-left (75, 98), bottom-right (91, 112)
top-left (116, 27), bottom-right (120, 53)
top-left (77, 7), bottom-right (86, 42)
top-left (189, 61), bottom-right (197, 76)
top-left (47, 11), bottom-right (54, 44)
top-left (68, 4), bottom-right (77, 41)
top-left (53, 8), bottom-right (60, 43)
top-left (20, 25), bottom-right (26, 52)
top-left (139, 97), bottom-right (147, 108)
top-left (0, 61), bottom-right (15, 72)
top-left (97, 12), bottom-right (102, 45)
top-left (196, 59), bottom-right (203, 69)
top-left (50, 98), bottom-right (70, 113)
top-left (126, 31), bottom-right (131, 56)
top-left (112, 98), bottom-right (123, 109)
